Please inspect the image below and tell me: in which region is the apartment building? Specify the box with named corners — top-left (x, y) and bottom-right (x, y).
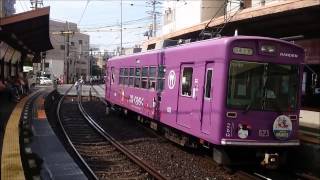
top-left (44, 20), bottom-right (90, 83)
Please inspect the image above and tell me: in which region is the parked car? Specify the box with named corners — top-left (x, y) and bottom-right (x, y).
top-left (37, 77), bottom-right (53, 85)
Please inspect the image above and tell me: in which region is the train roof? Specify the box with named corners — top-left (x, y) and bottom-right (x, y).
top-left (108, 36), bottom-right (304, 61)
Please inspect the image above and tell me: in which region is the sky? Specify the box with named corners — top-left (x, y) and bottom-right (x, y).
top-left (15, 0), bottom-right (162, 51)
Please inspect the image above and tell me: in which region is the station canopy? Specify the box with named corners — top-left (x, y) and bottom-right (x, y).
top-left (0, 7), bottom-right (53, 62)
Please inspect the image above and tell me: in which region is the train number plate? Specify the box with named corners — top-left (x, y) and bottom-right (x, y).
top-left (259, 130), bottom-right (269, 137)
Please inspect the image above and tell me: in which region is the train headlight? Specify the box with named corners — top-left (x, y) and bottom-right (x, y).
top-left (233, 47), bottom-right (253, 56)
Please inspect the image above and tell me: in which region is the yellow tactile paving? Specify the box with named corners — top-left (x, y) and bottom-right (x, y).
top-left (1, 91), bottom-right (39, 180)
top-left (36, 96), bottom-right (46, 119)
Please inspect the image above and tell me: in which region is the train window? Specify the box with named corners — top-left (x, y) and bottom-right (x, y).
top-left (129, 77), bottom-right (134, 86)
top-left (135, 67), bottom-right (141, 76)
top-left (148, 67), bottom-right (157, 90)
top-left (129, 68), bottom-right (134, 76)
top-left (124, 68), bottom-right (129, 85)
top-left (205, 69), bottom-right (213, 98)
top-left (141, 67), bottom-right (148, 89)
top-left (227, 60), bottom-right (299, 111)
top-left (149, 67), bottom-right (156, 77)
top-left (120, 68), bottom-right (124, 76)
top-left (142, 67), bottom-right (148, 77)
top-left (181, 67), bottom-right (193, 96)
top-left (157, 66), bottom-right (166, 91)
top-left (119, 68), bottom-right (122, 84)
top-left (135, 67), bottom-right (141, 88)
top-left (149, 79), bottom-right (156, 90)
top-left (124, 68), bottom-right (129, 76)
top-left (129, 68), bottom-right (134, 86)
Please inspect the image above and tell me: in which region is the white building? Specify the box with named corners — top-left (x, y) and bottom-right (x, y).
top-left (162, 0), bottom-right (279, 35)
top-left (162, 0), bottom-right (225, 34)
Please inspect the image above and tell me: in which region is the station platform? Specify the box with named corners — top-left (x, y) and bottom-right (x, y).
top-left (299, 109), bottom-right (320, 144)
top-left (1, 88), bottom-right (87, 180)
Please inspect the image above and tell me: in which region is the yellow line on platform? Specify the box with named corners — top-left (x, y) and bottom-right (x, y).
top-left (1, 91), bottom-right (39, 180)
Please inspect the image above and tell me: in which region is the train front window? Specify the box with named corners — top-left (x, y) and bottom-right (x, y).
top-left (227, 60), bottom-right (299, 112)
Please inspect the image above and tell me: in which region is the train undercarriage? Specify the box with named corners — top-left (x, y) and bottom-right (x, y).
top-left (106, 103), bottom-right (291, 169)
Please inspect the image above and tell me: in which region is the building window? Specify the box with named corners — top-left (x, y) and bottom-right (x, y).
top-left (60, 45), bottom-right (65, 50)
top-left (70, 42), bottom-right (75, 46)
top-left (79, 40), bottom-right (83, 45)
top-left (45, 63), bottom-right (50, 68)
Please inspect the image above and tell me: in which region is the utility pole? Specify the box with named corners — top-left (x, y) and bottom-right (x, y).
top-left (146, 0), bottom-right (161, 37)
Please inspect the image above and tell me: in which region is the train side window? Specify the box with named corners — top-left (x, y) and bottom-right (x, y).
top-left (181, 67), bottom-right (193, 96)
top-left (135, 67), bottom-right (141, 88)
top-left (157, 66), bottom-right (166, 91)
top-left (124, 68), bottom-right (129, 85)
top-left (205, 69), bottom-right (213, 99)
top-left (129, 67), bottom-right (134, 86)
top-left (149, 67), bottom-right (157, 90)
top-left (142, 67), bottom-right (148, 89)
top-left (119, 68), bottom-right (124, 85)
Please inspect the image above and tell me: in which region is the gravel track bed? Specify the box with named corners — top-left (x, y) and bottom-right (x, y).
top-left (60, 99), bottom-right (150, 179)
top-left (82, 100), bottom-right (239, 180)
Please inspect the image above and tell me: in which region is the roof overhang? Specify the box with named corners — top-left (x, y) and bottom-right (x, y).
top-left (145, 0), bottom-right (320, 45)
top-left (0, 7), bottom-right (53, 56)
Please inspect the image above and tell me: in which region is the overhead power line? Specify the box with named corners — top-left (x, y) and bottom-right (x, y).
top-left (78, 0), bottom-right (90, 25)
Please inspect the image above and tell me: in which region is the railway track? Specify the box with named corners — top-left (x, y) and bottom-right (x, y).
top-left (57, 86), bottom-right (167, 180)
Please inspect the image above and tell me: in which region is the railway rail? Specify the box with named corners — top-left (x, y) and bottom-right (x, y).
top-left (57, 85), bottom-right (167, 180)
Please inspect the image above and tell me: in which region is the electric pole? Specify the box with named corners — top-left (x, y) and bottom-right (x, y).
top-left (146, 0), bottom-right (161, 37)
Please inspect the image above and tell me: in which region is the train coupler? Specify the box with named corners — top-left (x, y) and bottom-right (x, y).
top-left (261, 153), bottom-right (279, 169)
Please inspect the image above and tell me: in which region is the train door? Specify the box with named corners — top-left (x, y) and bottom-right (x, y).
top-left (177, 64), bottom-right (197, 128)
top-left (107, 67), bottom-right (115, 99)
top-left (201, 63), bottom-right (214, 134)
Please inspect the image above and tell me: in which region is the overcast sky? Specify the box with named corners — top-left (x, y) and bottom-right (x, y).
top-left (15, 0), bottom-right (161, 51)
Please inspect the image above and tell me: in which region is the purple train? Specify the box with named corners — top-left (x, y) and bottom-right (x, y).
top-left (105, 36), bottom-right (304, 167)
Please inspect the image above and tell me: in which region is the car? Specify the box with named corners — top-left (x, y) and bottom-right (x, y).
top-left (38, 77), bottom-right (53, 85)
